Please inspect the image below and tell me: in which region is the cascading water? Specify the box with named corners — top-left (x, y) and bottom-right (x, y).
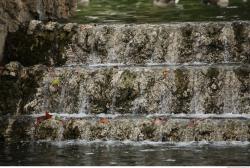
top-left (223, 35), bottom-right (230, 63)
top-left (78, 84), bottom-right (90, 115)
top-left (1, 21), bottom-right (250, 143)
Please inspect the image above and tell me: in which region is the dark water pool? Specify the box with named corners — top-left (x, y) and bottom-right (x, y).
top-left (0, 141), bottom-right (250, 166)
top-left (70, 0), bottom-right (250, 23)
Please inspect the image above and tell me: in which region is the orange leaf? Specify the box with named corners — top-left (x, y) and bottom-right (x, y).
top-left (99, 117), bottom-right (109, 124)
top-left (163, 69), bottom-right (168, 79)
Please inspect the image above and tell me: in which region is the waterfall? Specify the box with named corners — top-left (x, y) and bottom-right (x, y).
top-left (160, 87), bottom-right (167, 114)
top-left (78, 84), bottom-right (90, 115)
top-left (42, 81), bottom-right (50, 112)
top-left (0, 25), bottom-right (7, 63)
top-left (190, 70), bottom-right (200, 114)
top-left (4, 22), bottom-right (250, 142)
top-left (58, 85), bottom-right (66, 114)
top-left (36, 0), bottom-right (45, 20)
top-left (110, 84), bottom-right (118, 114)
top-left (223, 35), bottom-right (230, 63)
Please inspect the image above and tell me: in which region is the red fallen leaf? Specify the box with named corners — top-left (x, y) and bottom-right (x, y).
top-left (45, 111), bottom-right (53, 119)
top-left (99, 117), bottom-right (109, 124)
top-left (36, 112), bottom-right (53, 126)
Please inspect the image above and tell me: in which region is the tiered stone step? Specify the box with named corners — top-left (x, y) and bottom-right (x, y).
top-left (0, 21), bottom-right (249, 142)
top-left (26, 64), bottom-right (249, 115)
top-left (1, 115), bottom-right (250, 142)
top-left (4, 21), bottom-right (250, 66)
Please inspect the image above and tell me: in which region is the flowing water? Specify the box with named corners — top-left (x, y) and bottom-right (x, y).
top-left (0, 141), bottom-right (250, 166)
top-left (70, 0), bottom-right (250, 23)
top-left (1, 1), bottom-right (250, 165)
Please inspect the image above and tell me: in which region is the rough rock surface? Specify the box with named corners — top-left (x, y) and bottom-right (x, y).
top-left (4, 21), bottom-right (78, 66)
top-left (0, 62), bottom-right (46, 116)
top-left (0, 24), bottom-right (7, 63)
top-left (1, 116), bottom-right (250, 142)
top-left (4, 21), bottom-right (250, 66)
top-left (0, 0), bottom-right (77, 63)
top-left (20, 65), bottom-right (249, 115)
top-left (1, 21), bottom-right (250, 143)
top-left (0, 0), bottom-right (77, 32)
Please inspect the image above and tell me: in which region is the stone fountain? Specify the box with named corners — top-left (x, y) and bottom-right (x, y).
top-left (0, 20), bottom-right (249, 142)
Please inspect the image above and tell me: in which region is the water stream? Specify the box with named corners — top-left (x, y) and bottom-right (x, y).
top-left (70, 0), bottom-right (250, 24)
top-left (1, 1), bottom-right (250, 165)
top-left (0, 141), bottom-right (250, 166)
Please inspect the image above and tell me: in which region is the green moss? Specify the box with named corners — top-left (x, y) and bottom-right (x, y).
top-left (141, 123), bottom-right (156, 139)
top-left (207, 41), bottom-right (224, 53)
top-left (206, 67), bottom-right (220, 78)
top-left (164, 127), bottom-right (181, 142)
top-left (204, 99), bottom-right (223, 114)
top-left (174, 68), bottom-right (189, 94)
top-left (63, 120), bottom-right (81, 139)
top-left (234, 66), bottom-right (250, 94)
top-left (51, 78), bottom-right (60, 86)
top-left (179, 25), bottom-right (194, 62)
top-left (173, 68), bottom-right (192, 114)
top-left (114, 70), bottom-right (139, 113)
top-left (206, 25), bottom-right (223, 38)
top-left (35, 119), bottom-right (63, 140)
top-left (232, 22), bottom-right (246, 53)
top-left (90, 69), bottom-right (114, 114)
top-left (234, 66), bottom-right (250, 79)
top-left (120, 70), bottom-right (137, 88)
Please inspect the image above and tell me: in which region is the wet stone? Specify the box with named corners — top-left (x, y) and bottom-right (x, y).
top-left (25, 65), bottom-right (250, 115)
top-left (35, 119), bottom-right (64, 140)
top-left (4, 21), bottom-right (250, 66)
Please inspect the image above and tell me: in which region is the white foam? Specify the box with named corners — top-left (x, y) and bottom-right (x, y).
top-left (31, 113), bottom-right (250, 120)
top-left (146, 113), bottom-right (250, 119)
top-left (139, 149), bottom-right (156, 152)
top-left (31, 112), bottom-right (122, 119)
top-left (85, 152), bottom-right (94, 155)
top-left (96, 113), bottom-right (121, 119)
top-left (46, 140), bottom-right (250, 148)
top-left (165, 159), bottom-right (176, 162)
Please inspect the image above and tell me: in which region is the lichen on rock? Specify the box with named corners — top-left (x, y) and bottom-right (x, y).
top-left (35, 119), bottom-right (64, 140)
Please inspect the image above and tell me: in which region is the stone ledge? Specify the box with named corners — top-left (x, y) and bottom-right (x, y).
top-left (24, 65), bottom-right (249, 114)
top-left (4, 21), bottom-right (250, 66)
top-left (1, 116), bottom-right (249, 142)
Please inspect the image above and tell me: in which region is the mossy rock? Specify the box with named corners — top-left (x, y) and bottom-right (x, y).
top-left (234, 66), bottom-right (250, 81)
top-left (141, 123), bottom-right (157, 140)
top-left (63, 120), bottom-right (81, 139)
top-left (114, 70), bottom-right (139, 113)
top-left (172, 68), bottom-right (192, 114)
top-left (89, 69), bottom-right (114, 114)
top-left (119, 70), bottom-right (137, 88)
top-left (90, 124), bottom-right (111, 140)
top-left (4, 24), bottom-right (76, 66)
top-left (164, 127), bottom-right (181, 142)
top-left (35, 119), bottom-right (63, 140)
top-left (206, 67), bottom-right (220, 78)
top-left (10, 117), bottom-right (34, 140)
top-left (51, 78), bottom-right (60, 86)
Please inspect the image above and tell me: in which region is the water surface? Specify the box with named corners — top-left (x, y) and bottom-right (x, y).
top-left (0, 141), bottom-right (250, 166)
top-left (70, 0), bottom-right (250, 23)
